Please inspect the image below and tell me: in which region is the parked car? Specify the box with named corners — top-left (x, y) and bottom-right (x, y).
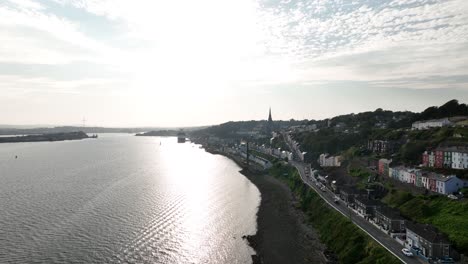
top-left (333, 196), bottom-right (339, 204)
top-left (401, 248), bottom-right (413, 257)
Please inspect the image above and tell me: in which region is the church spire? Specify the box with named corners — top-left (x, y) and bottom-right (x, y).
top-left (268, 107), bottom-right (273, 123)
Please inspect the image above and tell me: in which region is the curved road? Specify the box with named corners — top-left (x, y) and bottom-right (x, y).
top-left (290, 160), bottom-right (423, 264)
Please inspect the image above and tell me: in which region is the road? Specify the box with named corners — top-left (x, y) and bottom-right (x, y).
top-left (290, 160), bottom-right (423, 264)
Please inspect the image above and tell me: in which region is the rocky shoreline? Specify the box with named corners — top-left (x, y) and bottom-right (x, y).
top-left (239, 168), bottom-right (329, 264)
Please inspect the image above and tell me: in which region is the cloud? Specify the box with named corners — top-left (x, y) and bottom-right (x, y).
top-left (1, 0), bottom-right (468, 126)
top-left (247, 0), bottom-right (468, 89)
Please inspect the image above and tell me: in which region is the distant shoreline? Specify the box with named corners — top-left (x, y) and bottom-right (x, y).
top-left (0, 131), bottom-right (90, 143)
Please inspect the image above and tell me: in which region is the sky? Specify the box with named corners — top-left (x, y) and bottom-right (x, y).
top-left (1, 0), bottom-right (468, 127)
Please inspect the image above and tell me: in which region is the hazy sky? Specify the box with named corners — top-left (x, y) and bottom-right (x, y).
top-left (1, 0), bottom-right (468, 127)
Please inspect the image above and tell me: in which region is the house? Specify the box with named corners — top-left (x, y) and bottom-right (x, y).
top-left (415, 170), bottom-right (424, 188)
top-left (423, 146), bottom-right (468, 169)
top-left (368, 140), bottom-right (400, 154)
top-left (339, 186), bottom-right (362, 206)
top-left (435, 150), bottom-right (444, 168)
top-left (452, 148), bottom-right (468, 169)
top-left (354, 197), bottom-right (383, 219)
top-left (406, 222), bottom-right (451, 260)
top-left (375, 206), bottom-right (406, 233)
top-left (412, 118), bottom-right (452, 130)
top-left (378, 159), bottom-right (392, 176)
top-left (319, 154), bottom-right (341, 167)
top-left (421, 173), bottom-right (429, 190)
top-left (443, 150), bottom-right (452, 168)
top-left (390, 166), bottom-right (405, 181)
top-left (422, 151), bottom-right (430, 167)
top-left (428, 151), bottom-right (435, 167)
top-left (427, 173), bottom-right (437, 192)
top-left (399, 168), bottom-right (411, 183)
top-left (409, 170), bottom-right (417, 184)
top-left (435, 175), bottom-right (465, 195)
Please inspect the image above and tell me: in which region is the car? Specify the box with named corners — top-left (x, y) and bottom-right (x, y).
top-left (333, 196), bottom-right (340, 204)
top-left (401, 248), bottom-right (413, 257)
top-left (447, 194), bottom-right (458, 200)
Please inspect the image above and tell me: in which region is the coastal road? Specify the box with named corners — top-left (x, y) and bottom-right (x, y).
top-left (290, 161), bottom-right (423, 264)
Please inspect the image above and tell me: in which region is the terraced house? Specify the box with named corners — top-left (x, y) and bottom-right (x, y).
top-left (423, 146), bottom-right (468, 170)
top-left (406, 223), bottom-right (451, 262)
top-left (374, 206), bottom-right (406, 234)
top-left (385, 165), bottom-right (466, 196)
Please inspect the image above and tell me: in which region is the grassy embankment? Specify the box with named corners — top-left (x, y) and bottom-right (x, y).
top-left (269, 162), bottom-right (400, 264)
top-left (382, 189), bottom-right (468, 255)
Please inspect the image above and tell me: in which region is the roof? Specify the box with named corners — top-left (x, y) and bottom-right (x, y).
top-left (430, 174), bottom-right (458, 182)
top-left (354, 197), bottom-right (383, 207)
top-left (413, 117), bottom-right (451, 124)
top-left (379, 158), bottom-right (392, 163)
top-left (376, 206), bottom-right (405, 220)
top-left (406, 222), bottom-right (450, 244)
top-left (339, 185), bottom-right (360, 195)
top-left (436, 146), bottom-right (468, 153)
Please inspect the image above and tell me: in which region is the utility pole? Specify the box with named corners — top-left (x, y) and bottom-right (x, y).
top-left (82, 117), bottom-right (86, 128)
top-left (246, 140), bottom-right (250, 168)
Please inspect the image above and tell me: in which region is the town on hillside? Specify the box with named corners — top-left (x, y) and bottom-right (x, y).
top-left (191, 99), bottom-right (468, 264)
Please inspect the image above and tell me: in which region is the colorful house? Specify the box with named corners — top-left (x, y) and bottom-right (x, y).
top-left (443, 150), bottom-right (452, 168)
top-left (452, 148), bottom-right (468, 169)
top-left (415, 171), bottom-right (424, 188)
top-left (435, 150), bottom-right (444, 168)
top-left (378, 159), bottom-right (392, 176)
top-left (435, 175), bottom-right (465, 195)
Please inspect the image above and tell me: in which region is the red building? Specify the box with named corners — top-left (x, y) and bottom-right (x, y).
top-left (435, 150), bottom-right (444, 168)
top-left (378, 159), bottom-right (392, 176)
top-left (422, 151), bottom-right (430, 167)
top-left (428, 176), bottom-right (437, 192)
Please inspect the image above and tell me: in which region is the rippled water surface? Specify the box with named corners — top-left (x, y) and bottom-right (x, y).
top-left (0, 134), bottom-right (260, 263)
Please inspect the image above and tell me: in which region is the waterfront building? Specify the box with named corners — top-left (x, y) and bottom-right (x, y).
top-left (354, 197), bottom-right (383, 219)
top-left (375, 206), bottom-right (406, 234)
top-left (406, 223), bottom-right (451, 261)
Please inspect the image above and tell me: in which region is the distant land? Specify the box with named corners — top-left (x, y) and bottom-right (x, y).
top-left (0, 131), bottom-right (90, 143)
top-left (135, 130), bottom-right (181, 137)
top-left (0, 126), bottom-right (208, 136)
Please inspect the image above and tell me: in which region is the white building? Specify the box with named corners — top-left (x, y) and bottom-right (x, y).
top-left (319, 154), bottom-right (341, 167)
top-left (402, 169), bottom-right (412, 183)
top-left (412, 118), bottom-right (452, 130)
top-left (452, 149), bottom-right (468, 169)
